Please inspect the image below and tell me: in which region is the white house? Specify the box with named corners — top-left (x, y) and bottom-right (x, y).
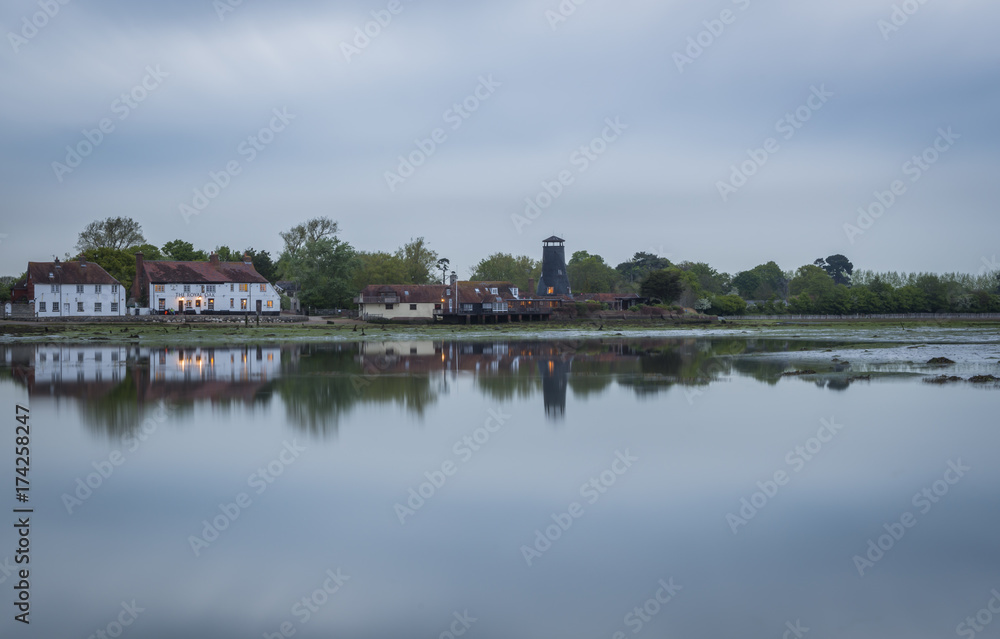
top-left (132, 252), bottom-right (281, 316)
top-left (19, 258), bottom-right (126, 318)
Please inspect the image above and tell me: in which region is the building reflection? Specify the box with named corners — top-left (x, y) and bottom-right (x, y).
top-left (0, 337), bottom-right (856, 437)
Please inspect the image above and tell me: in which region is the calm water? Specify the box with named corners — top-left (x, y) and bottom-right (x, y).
top-left (1, 335), bottom-right (999, 638)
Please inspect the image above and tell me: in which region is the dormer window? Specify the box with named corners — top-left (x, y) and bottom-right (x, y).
top-left (490, 288), bottom-right (498, 295)
top-left (446, 289), bottom-right (451, 296)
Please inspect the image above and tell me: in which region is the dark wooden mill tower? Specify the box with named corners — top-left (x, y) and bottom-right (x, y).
top-left (536, 236), bottom-right (571, 296)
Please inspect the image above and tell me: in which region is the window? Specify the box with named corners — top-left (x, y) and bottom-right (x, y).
top-left (112, 285), bottom-right (118, 293)
top-left (183, 284), bottom-right (191, 293)
top-left (78, 352), bottom-right (84, 362)
top-left (208, 298), bottom-right (214, 310)
top-left (239, 283), bottom-right (248, 292)
top-left (76, 284), bottom-right (84, 293)
top-left (490, 288), bottom-right (498, 295)
top-left (186, 300), bottom-right (192, 309)
top-left (155, 285), bottom-right (165, 292)
top-left (434, 304), bottom-right (441, 310)
top-left (547, 287), bottom-right (554, 295)
top-left (230, 284), bottom-right (234, 292)
top-left (111, 352), bottom-right (118, 361)
top-left (94, 302), bottom-right (102, 312)
top-left (409, 304), bottom-right (417, 310)
top-left (77, 301), bottom-right (84, 312)
top-left (260, 284), bottom-right (266, 292)
top-left (206, 285), bottom-right (216, 294)
top-left (38, 302), bottom-right (46, 312)
top-left (195, 299), bottom-right (201, 308)
top-left (111, 303), bottom-right (118, 313)
top-left (95, 284), bottom-right (102, 293)
top-left (241, 299), bottom-right (248, 309)
top-left (266, 300), bottom-right (273, 308)
top-left (446, 289), bottom-right (451, 296)
top-left (50, 284), bottom-right (57, 293)
top-left (385, 304), bottom-right (394, 310)
top-left (95, 353), bottom-right (102, 362)
top-left (158, 299), bottom-right (165, 311)
top-left (230, 298), bottom-right (234, 308)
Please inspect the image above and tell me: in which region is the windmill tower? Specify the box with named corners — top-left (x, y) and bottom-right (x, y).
top-left (536, 236), bottom-right (571, 296)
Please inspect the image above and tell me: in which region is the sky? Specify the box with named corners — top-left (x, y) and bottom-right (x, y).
top-left (1, 0), bottom-right (998, 279)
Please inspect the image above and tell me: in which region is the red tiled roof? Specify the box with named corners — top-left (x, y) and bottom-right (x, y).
top-left (28, 261), bottom-right (121, 286)
top-left (359, 285), bottom-right (447, 304)
top-left (142, 260), bottom-right (267, 284)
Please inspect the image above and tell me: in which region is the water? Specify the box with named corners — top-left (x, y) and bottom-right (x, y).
top-left (0, 335), bottom-right (998, 638)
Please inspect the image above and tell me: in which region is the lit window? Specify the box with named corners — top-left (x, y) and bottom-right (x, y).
top-left (195, 299), bottom-right (201, 308)
top-left (186, 300), bottom-right (192, 309)
top-left (239, 284), bottom-right (249, 292)
top-left (266, 300), bottom-right (273, 308)
top-left (155, 285), bottom-right (165, 292)
top-left (208, 298), bottom-right (215, 310)
top-left (260, 284), bottom-right (266, 292)
top-left (230, 298), bottom-right (234, 308)
top-left (547, 287), bottom-right (554, 295)
top-left (158, 299), bottom-right (165, 310)
top-left (241, 299), bottom-right (247, 309)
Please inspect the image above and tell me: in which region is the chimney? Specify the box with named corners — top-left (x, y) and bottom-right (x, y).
top-left (243, 253), bottom-right (252, 265)
top-left (132, 252), bottom-right (144, 306)
top-left (449, 271), bottom-right (457, 286)
top-left (79, 255), bottom-right (86, 266)
top-left (210, 252), bottom-right (220, 265)
top-left (54, 257), bottom-right (61, 268)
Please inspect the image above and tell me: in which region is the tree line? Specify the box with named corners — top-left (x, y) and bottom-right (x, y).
top-left (1, 216), bottom-right (997, 314)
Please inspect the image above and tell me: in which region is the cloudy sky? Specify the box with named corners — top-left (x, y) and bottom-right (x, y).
top-left (1, 0), bottom-right (998, 279)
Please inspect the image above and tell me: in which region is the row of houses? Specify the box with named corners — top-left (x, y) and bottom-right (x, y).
top-left (10, 252), bottom-right (281, 318)
top-left (7, 236), bottom-right (641, 321)
top-left (355, 237), bottom-right (643, 323)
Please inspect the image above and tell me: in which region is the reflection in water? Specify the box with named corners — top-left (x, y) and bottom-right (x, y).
top-left (0, 338), bottom-right (878, 437)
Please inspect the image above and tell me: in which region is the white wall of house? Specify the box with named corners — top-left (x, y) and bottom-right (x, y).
top-left (34, 284), bottom-right (126, 317)
top-left (359, 301), bottom-right (439, 320)
top-left (147, 281), bottom-right (281, 314)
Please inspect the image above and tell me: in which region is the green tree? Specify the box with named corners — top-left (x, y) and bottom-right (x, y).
top-left (616, 252), bottom-right (671, 286)
top-left (79, 247), bottom-right (139, 291)
top-left (279, 217), bottom-right (340, 257)
top-left (246, 248), bottom-right (276, 282)
top-left (350, 251), bottom-right (408, 291)
top-left (814, 254), bottom-right (854, 286)
top-left (288, 237), bottom-right (356, 308)
top-left (435, 258), bottom-right (451, 285)
top-left (0, 275), bottom-right (19, 302)
top-left (76, 216), bottom-right (145, 252)
top-left (678, 261), bottom-right (731, 295)
top-left (396, 237), bottom-right (438, 285)
top-left (469, 253), bottom-right (541, 291)
top-left (162, 240), bottom-right (208, 261)
top-left (568, 251), bottom-right (620, 293)
top-left (733, 261), bottom-right (788, 299)
top-left (640, 269), bottom-right (684, 303)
